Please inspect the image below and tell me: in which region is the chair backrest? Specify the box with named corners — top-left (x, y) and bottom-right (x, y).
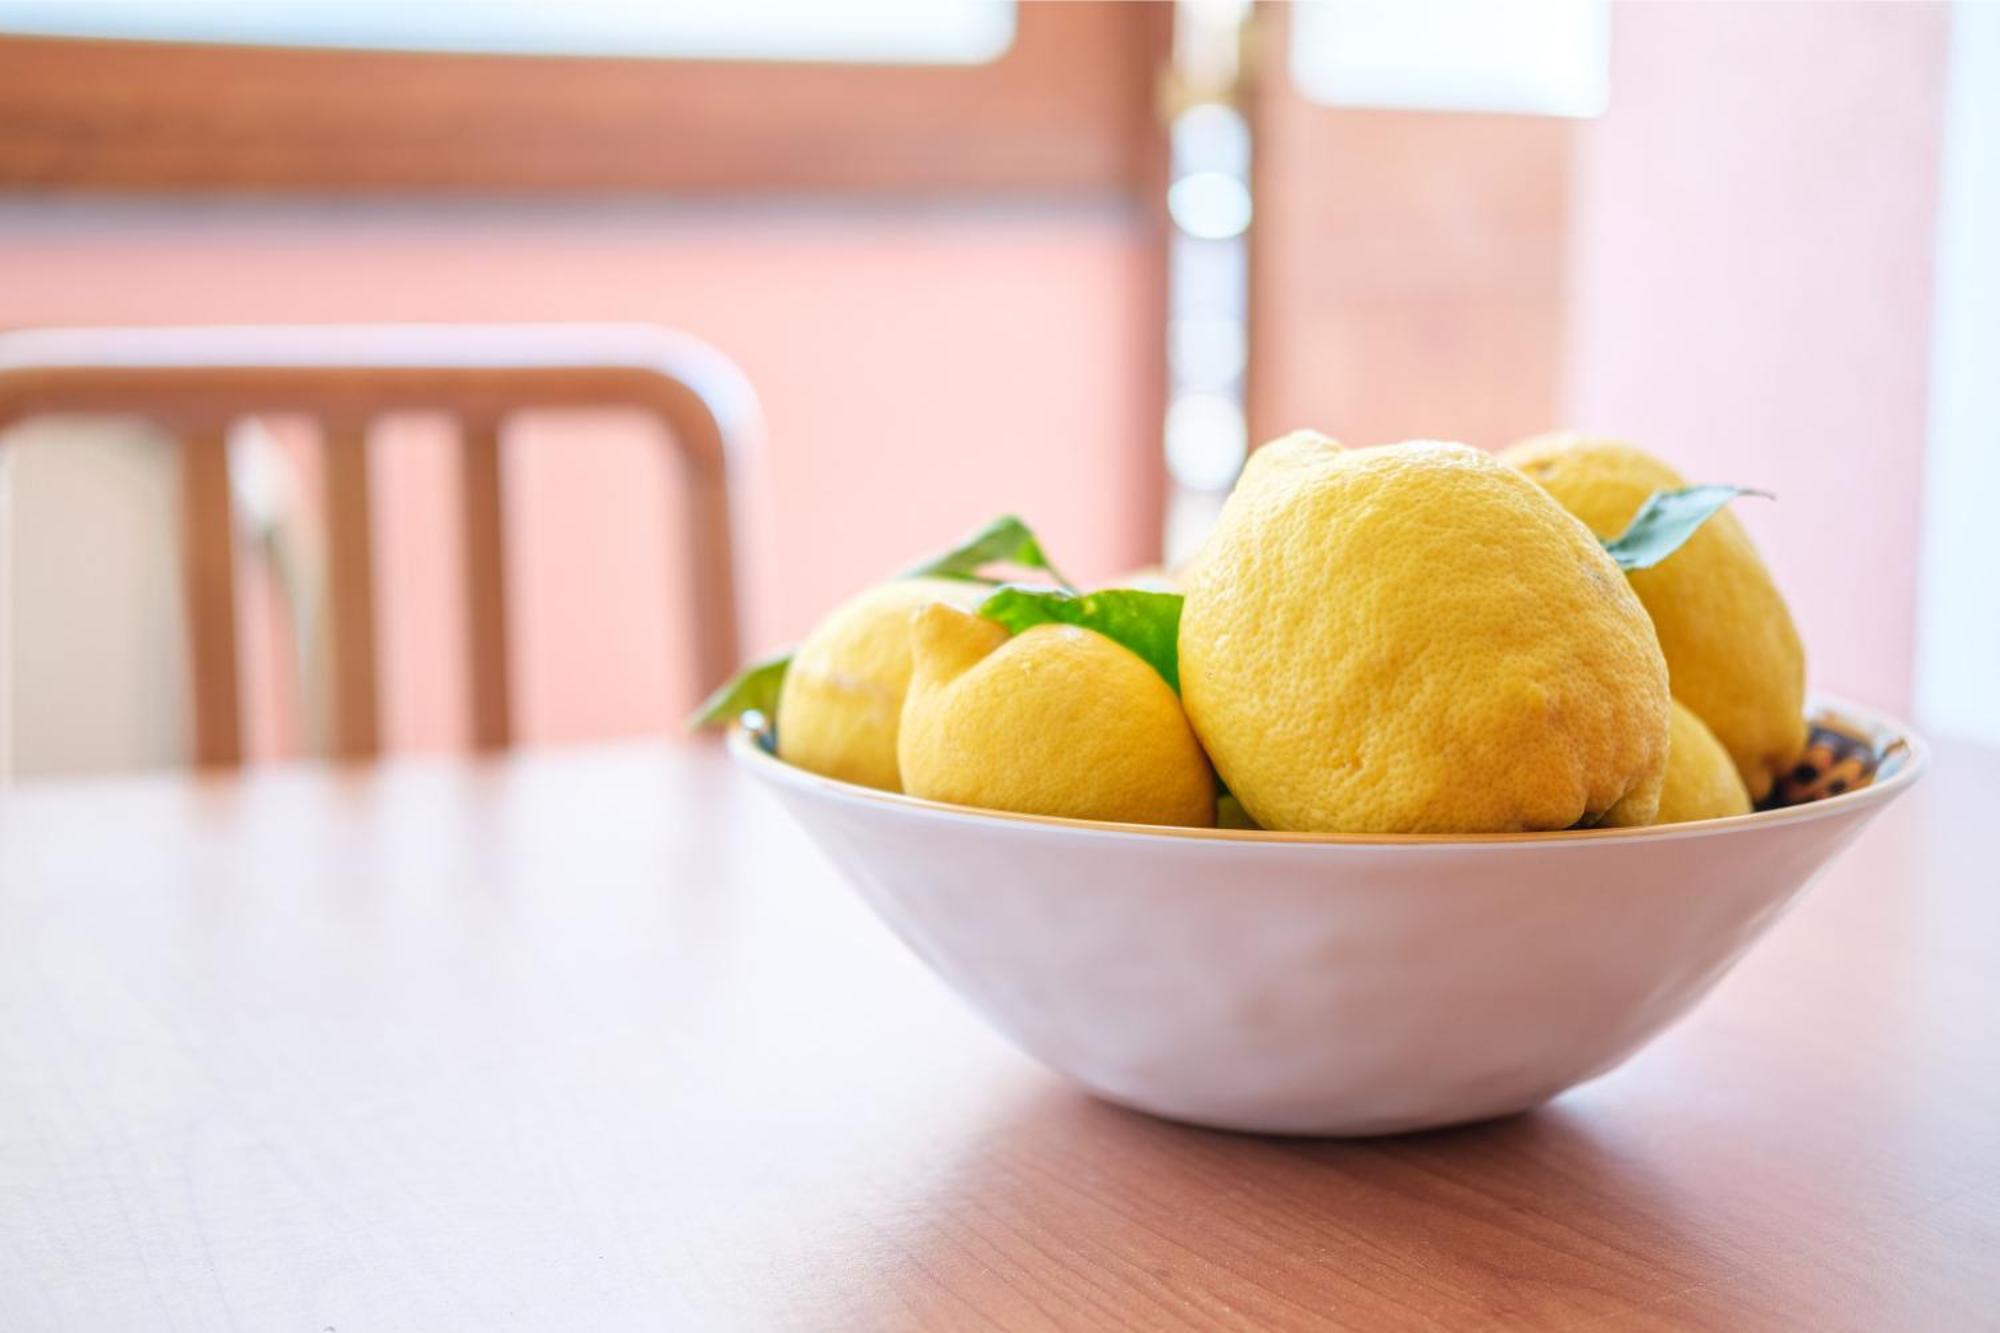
top-left (0, 323), bottom-right (755, 767)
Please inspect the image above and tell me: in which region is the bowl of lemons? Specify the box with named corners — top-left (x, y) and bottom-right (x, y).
top-left (702, 433), bottom-right (1924, 1136)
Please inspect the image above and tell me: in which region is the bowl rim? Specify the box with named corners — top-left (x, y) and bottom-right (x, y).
top-left (729, 694), bottom-right (1928, 850)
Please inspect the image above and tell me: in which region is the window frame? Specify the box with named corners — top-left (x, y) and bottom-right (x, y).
top-left (0, 2), bottom-right (1167, 195)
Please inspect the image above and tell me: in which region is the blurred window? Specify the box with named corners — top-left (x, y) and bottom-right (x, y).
top-left (1289, 0), bottom-right (1608, 118)
top-left (0, 0), bottom-right (1015, 64)
top-left (0, 3), bottom-right (1147, 194)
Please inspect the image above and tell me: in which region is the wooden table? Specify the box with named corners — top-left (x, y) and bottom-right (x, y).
top-left (2, 738), bottom-right (1994, 1331)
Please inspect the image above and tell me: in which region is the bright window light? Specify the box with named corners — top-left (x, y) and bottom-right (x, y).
top-left (1168, 172), bottom-right (1254, 242)
top-left (1165, 394), bottom-right (1248, 492)
top-left (1169, 318), bottom-right (1247, 388)
top-left (0, 0), bottom-right (1017, 64)
top-left (1290, 0), bottom-right (1609, 118)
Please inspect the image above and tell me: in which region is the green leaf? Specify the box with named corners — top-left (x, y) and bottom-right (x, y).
top-left (686, 652), bottom-right (789, 730)
top-left (905, 515), bottom-right (1076, 592)
top-left (979, 585), bottom-right (1185, 692)
top-left (1602, 485), bottom-right (1771, 571)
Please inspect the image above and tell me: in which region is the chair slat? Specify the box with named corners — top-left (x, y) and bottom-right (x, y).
top-left (323, 419), bottom-right (380, 761)
top-left (459, 417), bottom-right (512, 752)
top-left (176, 425), bottom-right (242, 768)
top-left (674, 404), bottom-right (742, 696)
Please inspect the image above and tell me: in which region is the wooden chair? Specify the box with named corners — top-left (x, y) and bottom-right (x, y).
top-left (0, 323), bottom-right (755, 768)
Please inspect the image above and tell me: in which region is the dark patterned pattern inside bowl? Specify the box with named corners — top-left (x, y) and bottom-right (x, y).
top-left (1764, 708), bottom-right (1906, 810)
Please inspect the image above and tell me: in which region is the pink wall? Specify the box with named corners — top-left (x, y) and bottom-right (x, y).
top-left (1565, 1), bottom-right (1948, 710)
top-left (0, 205), bottom-right (1154, 751)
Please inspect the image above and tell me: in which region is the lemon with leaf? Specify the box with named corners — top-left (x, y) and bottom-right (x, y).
top-left (690, 516), bottom-right (1070, 792)
top-left (1179, 435), bottom-right (1672, 834)
top-left (898, 603), bottom-right (1214, 827)
top-left (1502, 434), bottom-right (1805, 801)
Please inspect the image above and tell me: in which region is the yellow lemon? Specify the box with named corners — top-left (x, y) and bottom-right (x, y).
top-left (899, 604), bottom-right (1215, 827)
top-left (1501, 434), bottom-right (1806, 801)
top-left (776, 577), bottom-right (987, 791)
top-left (1179, 434), bottom-right (1670, 834)
top-left (1606, 699), bottom-right (1753, 827)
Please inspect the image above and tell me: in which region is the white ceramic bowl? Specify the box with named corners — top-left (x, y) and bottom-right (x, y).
top-left (732, 701), bottom-right (1924, 1136)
